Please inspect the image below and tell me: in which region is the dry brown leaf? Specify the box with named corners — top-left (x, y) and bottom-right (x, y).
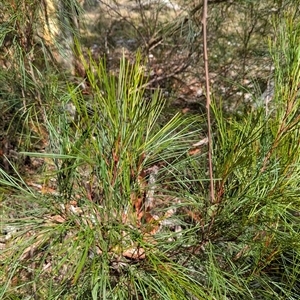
top-left (41, 186), bottom-right (58, 195)
top-left (188, 148), bottom-right (201, 156)
top-left (131, 193), bottom-right (144, 219)
top-left (47, 215), bottom-right (66, 224)
top-left (122, 247), bottom-right (145, 260)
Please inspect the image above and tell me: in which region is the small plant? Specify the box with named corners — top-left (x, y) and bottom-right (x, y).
top-left (0, 53), bottom-right (207, 299)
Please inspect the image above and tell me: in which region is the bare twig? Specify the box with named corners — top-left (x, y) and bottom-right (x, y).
top-left (202, 0), bottom-right (215, 203)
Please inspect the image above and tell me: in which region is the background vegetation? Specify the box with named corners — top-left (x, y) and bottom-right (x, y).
top-left (1, 0), bottom-right (300, 299)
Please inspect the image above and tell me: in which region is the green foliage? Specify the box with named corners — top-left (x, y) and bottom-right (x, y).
top-left (1, 1), bottom-right (300, 300)
top-left (205, 13), bottom-right (300, 298)
top-left (0, 0), bottom-right (83, 157)
top-left (1, 53), bottom-right (205, 299)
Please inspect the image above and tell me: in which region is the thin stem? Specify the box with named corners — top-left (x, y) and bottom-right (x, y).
top-left (202, 0), bottom-right (215, 203)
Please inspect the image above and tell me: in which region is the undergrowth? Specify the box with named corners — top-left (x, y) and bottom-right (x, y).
top-left (0, 2), bottom-right (300, 300)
